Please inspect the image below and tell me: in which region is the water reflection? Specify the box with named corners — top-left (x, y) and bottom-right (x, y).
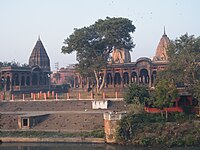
top-left (0, 143), bottom-right (199, 150)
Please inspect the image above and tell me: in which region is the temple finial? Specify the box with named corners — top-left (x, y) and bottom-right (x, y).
top-left (164, 26), bottom-right (166, 35)
top-left (38, 35), bottom-right (41, 41)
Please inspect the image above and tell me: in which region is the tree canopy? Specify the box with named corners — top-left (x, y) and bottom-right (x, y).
top-left (124, 82), bottom-right (149, 104)
top-left (61, 17), bottom-right (135, 92)
top-left (151, 79), bottom-right (178, 108)
top-left (157, 33), bottom-right (200, 100)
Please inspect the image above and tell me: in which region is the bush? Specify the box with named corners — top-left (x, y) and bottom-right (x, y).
top-left (124, 83), bottom-right (149, 104)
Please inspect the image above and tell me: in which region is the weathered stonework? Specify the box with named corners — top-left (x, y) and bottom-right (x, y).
top-left (103, 111), bottom-right (126, 143)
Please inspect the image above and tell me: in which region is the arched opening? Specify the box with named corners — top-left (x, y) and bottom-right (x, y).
top-left (123, 72), bottom-right (129, 84)
top-left (106, 73), bottom-right (112, 86)
top-left (39, 76), bottom-right (43, 85)
top-left (31, 67), bottom-right (42, 86)
top-left (1, 77), bottom-right (5, 90)
top-left (131, 72), bottom-right (137, 83)
top-left (26, 76), bottom-right (30, 86)
top-left (12, 79), bottom-right (14, 86)
top-left (6, 76), bottom-right (10, 91)
top-left (151, 71), bottom-right (157, 84)
top-left (75, 76), bottom-right (79, 88)
top-left (32, 73), bottom-right (38, 85)
top-left (139, 69), bottom-right (149, 84)
top-left (14, 73), bottom-right (19, 86)
top-left (21, 76), bottom-right (25, 86)
top-left (114, 72), bottom-right (121, 85)
top-left (44, 76), bottom-right (47, 85)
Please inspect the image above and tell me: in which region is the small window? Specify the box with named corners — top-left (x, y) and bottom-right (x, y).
top-left (22, 118), bottom-right (28, 126)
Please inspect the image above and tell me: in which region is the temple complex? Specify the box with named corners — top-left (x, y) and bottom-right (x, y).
top-left (52, 30), bottom-right (170, 89)
top-left (0, 37), bottom-right (51, 94)
top-left (104, 29), bottom-right (170, 88)
top-left (0, 29), bottom-right (170, 95)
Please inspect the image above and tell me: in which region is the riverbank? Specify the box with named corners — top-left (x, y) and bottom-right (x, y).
top-left (0, 137), bottom-right (104, 143)
top-left (0, 130), bottom-right (105, 144)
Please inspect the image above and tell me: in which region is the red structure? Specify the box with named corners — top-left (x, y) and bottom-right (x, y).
top-left (144, 95), bottom-right (197, 113)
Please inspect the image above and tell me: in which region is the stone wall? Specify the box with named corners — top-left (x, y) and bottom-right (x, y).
top-left (103, 112), bottom-right (126, 143)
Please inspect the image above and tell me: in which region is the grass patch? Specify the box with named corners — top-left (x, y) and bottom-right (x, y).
top-left (0, 130), bottom-right (104, 138)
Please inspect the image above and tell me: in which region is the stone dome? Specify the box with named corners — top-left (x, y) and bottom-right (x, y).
top-left (29, 37), bottom-right (50, 71)
top-left (111, 48), bottom-right (131, 64)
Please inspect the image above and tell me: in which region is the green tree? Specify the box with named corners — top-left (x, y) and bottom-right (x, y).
top-left (124, 82), bottom-right (149, 104)
top-left (61, 17), bottom-right (135, 93)
top-left (153, 79), bottom-right (178, 108)
top-left (158, 33), bottom-right (200, 102)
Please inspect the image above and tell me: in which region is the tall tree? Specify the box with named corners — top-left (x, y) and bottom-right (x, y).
top-left (157, 33), bottom-right (200, 101)
top-left (62, 17), bottom-right (135, 93)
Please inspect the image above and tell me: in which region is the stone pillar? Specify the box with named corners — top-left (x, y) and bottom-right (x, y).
top-left (128, 70), bottom-right (131, 85)
top-left (112, 73), bottom-right (115, 88)
top-left (148, 71), bottom-right (152, 87)
top-left (19, 74), bottom-right (22, 86)
top-left (47, 91), bottom-right (50, 98)
top-left (78, 92), bottom-right (81, 100)
top-left (52, 91), bottom-right (55, 98)
top-left (4, 76), bottom-right (7, 92)
top-left (33, 93), bottom-right (36, 101)
top-left (90, 92), bottom-right (94, 99)
top-left (73, 76), bottom-right (76, 88)
top-left (40, 91), bottom-right (42, 99)
top-left (56, 93), bottom-right (58, 100)
top-left (115, 91), bottom-right (118, 99)
top-left (103, 112), bottom-right (127, 143)
top-left (10, 74), bottom-right (13, 91)
top-left (44, 93), bottom-right (46, 101)
top-left (67, 93), bottom-right (70, 100)
top-left (80, 77), bottom-right (83, 88)
top-left (12, 94), bottom-right (14, 101)
top-left (103, 92), bottom-right (106, 99)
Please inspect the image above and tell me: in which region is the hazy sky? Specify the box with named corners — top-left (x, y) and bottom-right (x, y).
top-left (1, 0), bottom-right (200, 70)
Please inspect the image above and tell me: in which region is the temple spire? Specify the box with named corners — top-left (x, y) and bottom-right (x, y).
top-left (38, 35), bottom-right (41, 41)
top-left (29, 37), bottom-right (50, 71)
top-left (164, 26), bottom-right (166, 35)
top-left (153, 28), bottom-right (170, 61)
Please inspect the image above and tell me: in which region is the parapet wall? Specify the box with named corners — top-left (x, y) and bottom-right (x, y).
top-left (92, 100), bottom-right (108, 109)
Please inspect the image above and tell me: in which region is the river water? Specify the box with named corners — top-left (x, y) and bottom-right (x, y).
top-left (0, 143), bottom-right (199, 150)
